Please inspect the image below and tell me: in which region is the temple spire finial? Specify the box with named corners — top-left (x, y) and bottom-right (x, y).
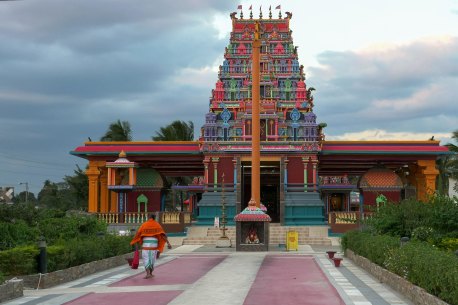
top-left (269, 6), bottom-right (272, 19)
top-left (259, 6), bottom-right (263, 19)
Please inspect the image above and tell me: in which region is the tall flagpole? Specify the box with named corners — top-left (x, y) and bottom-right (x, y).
top-left (250, 21), bottom-right (261, 208)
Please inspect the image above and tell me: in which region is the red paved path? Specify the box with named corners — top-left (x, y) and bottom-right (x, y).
top-left (111, 255), bottom-right (227, 286)
top-left (64, 291), bottom-right (182, 305)
top-left (243, 255), bottom-right (345, 305)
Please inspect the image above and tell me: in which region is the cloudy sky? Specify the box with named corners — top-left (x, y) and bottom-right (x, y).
top-left (1, 0), bottom-right (457, 195)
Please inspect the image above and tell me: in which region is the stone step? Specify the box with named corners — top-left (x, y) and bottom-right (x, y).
top-left (182, 226), bottom-right (330, 246)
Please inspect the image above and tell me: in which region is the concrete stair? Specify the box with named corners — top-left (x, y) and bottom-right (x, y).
top-left (182, 225), bottom-right (331, 246)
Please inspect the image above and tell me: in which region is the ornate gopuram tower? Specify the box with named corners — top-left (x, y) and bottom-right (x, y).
top-left (197, 9), bottom-right (325, 226)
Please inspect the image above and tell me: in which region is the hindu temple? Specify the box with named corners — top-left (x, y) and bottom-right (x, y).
top-left (71, 8), bottom-right (449, 239)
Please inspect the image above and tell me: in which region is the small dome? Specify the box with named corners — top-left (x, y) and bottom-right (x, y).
top-left (114, 150), bottom-right (131, 163)
top-left (358, 166), bottom-right (403, 190)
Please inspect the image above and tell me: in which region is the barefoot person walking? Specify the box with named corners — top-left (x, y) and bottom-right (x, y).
top-left (130, 214), bottom-right (172, 278)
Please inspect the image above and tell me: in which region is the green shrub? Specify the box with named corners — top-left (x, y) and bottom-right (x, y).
top-left (47, 245), bottom-right (71, 272)
top-left (102, 234), bottom-right (133, 257)
top-left (344, 231), bottom-right (458, 305)
top-left (341, 231), bottom-right (399, 266)
top-left (38, 215), bottom-right (107, 244)
top-left (366, 198), bottom-right (430, 237)
top-left (0, 246), bottom-right (39, 276)
top-left (366, 195), bottom-right (458, 239)
top-left (0, 203), bottom-right (40, 225)
top-left (437, 237), bottom-right (458, 251)
top-left (428, 195), bottom-right (458, 234)
top-left (0, 221), bottom-right (39, 250)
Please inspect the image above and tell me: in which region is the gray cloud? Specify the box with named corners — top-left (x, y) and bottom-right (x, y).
top-left (310, 38), bottom-right (458, 136)
top-left (0, 0), bottom-right (233, 194)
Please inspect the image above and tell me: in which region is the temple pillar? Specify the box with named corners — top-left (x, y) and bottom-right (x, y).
top-left (203, 157), bottom-right (210, 185)
top-left (311, 158), bottom-right (318, 192)
top-left (233, 158), bottom-right (237, 189)
top-left (275, 118), bottom-right (278, 137)
top-left (110, 191), bottom-right (117, 212)
top-left (212, 157), bottom-right (219, 191)
top-left (416, 160), bottom-right (439, 201)
top-left (99, 168), bottom-right (109, 213)
top-left (302, 156), bottom-right (309, 192)
top-left (86, 161), bottom-right (101, 213)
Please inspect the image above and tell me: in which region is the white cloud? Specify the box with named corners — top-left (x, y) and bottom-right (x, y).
top-left (326, 129), bottom-right (452, 144)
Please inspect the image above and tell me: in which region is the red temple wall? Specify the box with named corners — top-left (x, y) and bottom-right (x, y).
top-left (207, 159), bottom-right (214, 184)
top-left (287, 157), bottom-right (303, 183)
top-left (126, 190), bottom-right (161, 212)
top-left (218, 157), bottom-right (234, 183)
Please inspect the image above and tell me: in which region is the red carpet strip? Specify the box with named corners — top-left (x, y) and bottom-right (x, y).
top-left (243, 255), bottom-right (345, 305)
top-left (64, 291), bottom-right (182, 305)
top-left (111, 255), bottom-right (227, 286)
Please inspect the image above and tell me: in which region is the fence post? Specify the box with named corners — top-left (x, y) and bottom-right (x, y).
top-left (37, 237), bottom-right (47, 274)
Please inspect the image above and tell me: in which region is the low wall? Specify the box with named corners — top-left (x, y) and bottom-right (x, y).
top-left (19, 252), bottom-right (133, 289)
top-left (0, 279), bottom-right (23, 303)
top-left (345, 249), bottom-right (450, 305)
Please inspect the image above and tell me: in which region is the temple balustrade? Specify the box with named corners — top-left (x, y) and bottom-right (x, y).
top-left (320, 176), bottom-right (352, 185)
top-left (97, 211), bottom-right (192, 233)
top-left (327, 211), bottom-right (373, 233)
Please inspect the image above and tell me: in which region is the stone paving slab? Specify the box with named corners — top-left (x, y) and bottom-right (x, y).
top-left (3, 245), bottom-right (415, 305)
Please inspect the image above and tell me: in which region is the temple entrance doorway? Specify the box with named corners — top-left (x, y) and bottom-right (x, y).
top-left (329, 193), bottom-right (345, 212)
top-left (241, 161), bottom-right (280, 223)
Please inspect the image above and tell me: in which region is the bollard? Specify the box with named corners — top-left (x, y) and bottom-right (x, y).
top-left (37, 237), bottom-right (47, 274)
top-left (400, 236), bottom-right (409, 247)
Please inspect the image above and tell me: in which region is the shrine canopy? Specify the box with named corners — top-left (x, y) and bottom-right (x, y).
top-left (70, 141), bottom-right (204, 177)
top-left (318, 140), bottom-right (451, 176)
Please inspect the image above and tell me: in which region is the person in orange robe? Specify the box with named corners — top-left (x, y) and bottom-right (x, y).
top-left (130, 214), bottom-right (172, 278)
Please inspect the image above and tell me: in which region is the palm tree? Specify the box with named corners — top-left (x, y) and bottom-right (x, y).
top-left (437, 130), bottom-right (458, 195)
top-left (152, 120), bottom-right (195, 211)
top-left (152, 120), bottom-right (194, 141)
top-left (100, 120), bottom-right (132, 141)
top-left (445, 130), bottom-right (458, 193)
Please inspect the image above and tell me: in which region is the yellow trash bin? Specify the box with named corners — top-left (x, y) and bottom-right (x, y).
top-left (286, 231), bottom-right (298, 251)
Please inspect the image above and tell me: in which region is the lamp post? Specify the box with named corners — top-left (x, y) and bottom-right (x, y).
top-left (19, 182), bottom-right (29, 204)
top-left (216, 173), bottom-right (231, 248)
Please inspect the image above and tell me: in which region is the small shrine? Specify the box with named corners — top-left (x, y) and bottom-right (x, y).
top-left (106, 151), bottom-right (138, 222)
top-left (234, 199), bottom-right (271, 251)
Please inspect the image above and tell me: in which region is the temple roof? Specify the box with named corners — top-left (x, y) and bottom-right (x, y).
top-left (71, 141), bottom-right (201, 156)
top-left (321, 141), bottom-right (450, 155)
top-left (358, 167), bottom-right (403, 190)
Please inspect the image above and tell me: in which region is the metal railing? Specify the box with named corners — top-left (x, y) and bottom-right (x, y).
top-left (97, 211), bottom-right (192, 225)
top-left (328, 212), bottom-right (373, 224)
top-left (285, 183), bottom-right (318, 192)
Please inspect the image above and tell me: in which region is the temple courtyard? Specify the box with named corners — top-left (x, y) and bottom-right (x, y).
top-left (4, 241), bottom-right (413, 305)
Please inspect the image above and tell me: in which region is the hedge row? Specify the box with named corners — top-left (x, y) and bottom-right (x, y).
top-left (0, 235), bottom-right (132, 276)
top-left (342, 231), bottom-right (458, 305)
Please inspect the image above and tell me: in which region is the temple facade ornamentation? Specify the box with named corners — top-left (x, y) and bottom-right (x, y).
top-left (71, 8), bottom-right (450, 233)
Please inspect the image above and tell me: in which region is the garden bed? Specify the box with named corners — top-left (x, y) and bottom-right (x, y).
top-left (346, 249), bottom-right (451, 305)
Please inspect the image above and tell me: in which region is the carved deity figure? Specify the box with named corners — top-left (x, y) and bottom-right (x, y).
top-left (245, 225), bottom-right (260, 244)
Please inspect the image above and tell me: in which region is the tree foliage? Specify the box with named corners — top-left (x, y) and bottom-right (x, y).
top-left (152, 120), bottom-right (194, 141)
top-left (366, 195), bottom-right (458, 240)
top-left (100, 119), bottom-right (132, 141)
top-left (437, 129), bottom-right (458, 194)
top-left (36, 165), bottom-right (88, 211)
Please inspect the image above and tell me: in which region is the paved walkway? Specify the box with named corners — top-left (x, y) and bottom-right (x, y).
top-left (4, 245), bottom-right (413, 305)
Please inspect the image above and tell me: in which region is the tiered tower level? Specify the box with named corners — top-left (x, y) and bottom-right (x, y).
top-left (201, 12), bottom-right (321, 150)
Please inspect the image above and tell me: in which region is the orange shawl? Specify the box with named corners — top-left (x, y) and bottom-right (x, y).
top-left (130, 219), bottom-right (167, 252)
